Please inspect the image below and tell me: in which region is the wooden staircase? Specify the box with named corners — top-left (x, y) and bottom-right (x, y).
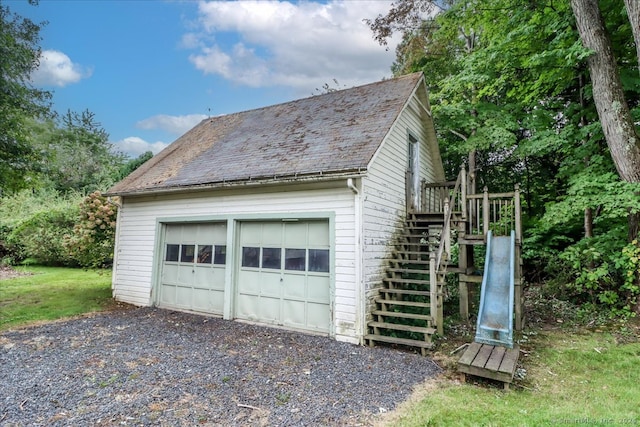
top-left (364, 212), bottom-right (445, 356)
top-left (365, 166), bottom-right (523, 355)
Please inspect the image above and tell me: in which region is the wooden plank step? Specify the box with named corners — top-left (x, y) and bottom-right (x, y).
top-left (387, 267), bottom-right (430, 275)
top-left (375, 298), bottom-right (430, 308)
top-left (372, 310), bottom-right (432, 321)
top-left (383, 277), bottom-right (431, 286)
top-left (379, 288), bottom-right (431, 297)
top-left (369, 321), bottom-right (435, 335)
top-left (365, 334), bottom-right (433, 349)
top-left (392, 250), bottom-right (433, 256)
top-left (389, 258), bottom-right (432, 266)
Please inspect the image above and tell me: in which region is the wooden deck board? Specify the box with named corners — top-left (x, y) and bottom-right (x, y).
top-left (498, 346), bottom-right (520, 375)
top-left (485, 346), bottom-right (506, 372)
top-left (457, 342), bottom-right (481, 366)
top-left (471, 344), bottom-right (494, 368)
top-left (458, 343), bottom-right (520, 389)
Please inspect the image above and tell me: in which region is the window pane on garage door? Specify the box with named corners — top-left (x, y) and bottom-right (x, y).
top-left (159, 222), bottom-right (227, 315)
top-left (236, 220), bottom-right (330, 334)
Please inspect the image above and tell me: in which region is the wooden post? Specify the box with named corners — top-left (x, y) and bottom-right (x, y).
top-left (444, 198), bottom-right (451, 259)
top-left (458, 218), bottom-right (469, 322)
top-left (483, 186), bottom-right (490, 236)
top-left (461, 165), bottom-right (467, 221)
top-left (420, 178), bottom-right (427, 212)
top-left (514, 184), bottom-right (523, 331)
top-left (429, 252), bottom-right (438, 331)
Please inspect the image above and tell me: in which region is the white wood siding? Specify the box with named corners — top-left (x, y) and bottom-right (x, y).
top-left (112, 185), bottom-right (359, 343)
top-left (361, 84), bottom-right (444, 320)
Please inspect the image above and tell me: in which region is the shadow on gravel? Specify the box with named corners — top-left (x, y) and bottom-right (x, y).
top-left (0, 307), bottom-right (441, 426)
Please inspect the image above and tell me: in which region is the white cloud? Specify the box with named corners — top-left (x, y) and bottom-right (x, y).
top-left (112, 137), bottom-right (168, 158)
top-left (31, 50), bottom-right (92, 87)
top-left (136, 114), bottom-right (208, 135)
top-left (187, 0), bottom-right (401, 91)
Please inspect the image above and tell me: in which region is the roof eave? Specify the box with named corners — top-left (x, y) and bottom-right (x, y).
top-left (105, 169), bottom-right (368, 197)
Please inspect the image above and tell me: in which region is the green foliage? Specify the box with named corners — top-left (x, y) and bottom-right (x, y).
top-left (373, 0), bottom-right (640, 318)
top-left (29, 110), bottom-right (126, 194)
top-left (0, 1), bottom-right (52, 193)
top-left (7, 206), bottom-right (78, 266)
top-left (0, 189), bottom-right (81, 265)
top-left (115, 151), bottom-right (153, 182)
top-left (64, 191), bottom-right (118, 268)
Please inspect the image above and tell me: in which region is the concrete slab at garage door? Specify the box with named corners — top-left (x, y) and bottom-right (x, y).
top-left (159, 222), bottom-right (227, 314)
top-left (237, 220), bottom-right (330, 333)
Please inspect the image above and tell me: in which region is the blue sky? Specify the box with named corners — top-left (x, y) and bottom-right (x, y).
top-left (9, 0), bottom-right (401, 158)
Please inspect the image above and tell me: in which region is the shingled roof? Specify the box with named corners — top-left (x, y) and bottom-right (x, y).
top-left (107, 72), bottom-right (425, 196)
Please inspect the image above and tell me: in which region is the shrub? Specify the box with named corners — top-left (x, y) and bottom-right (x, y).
top-left (64, 191), bottom-right (118, 268)
top-left (0, 190), bottom-right (81, 265)
top-left (6, 206), bottom-right (79, 266)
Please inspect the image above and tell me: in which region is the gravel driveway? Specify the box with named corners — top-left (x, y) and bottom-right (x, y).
top-left (0, 307), bottom-right (441, 426)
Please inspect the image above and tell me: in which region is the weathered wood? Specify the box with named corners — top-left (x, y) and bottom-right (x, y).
top-left (368, 321), bottom-right (435, 335)
top-left (458, 342), bottom-right (482, 365)
top-left (364, 334), bottom-right (433, 349)
top-left (371, 310), bottom-right (433, 321)
top-left (485, 346), bottom-right (506, 372)
top-left (383, 277), bottom-right (431, 286)
top-left (498, 346), bottom-right (520, 375)
top-left (380, 288), bottom-right (431, 297)
top-left (374, 298), bottom-right (430, 309)
top-left (471, 344), bottom-right (493, 368)
top-left (386, 267), bottom-right (430, 275)
top-left (458, 343), bottom-right (520, 387)
top-left (460, 274), bottom-right (483, 283)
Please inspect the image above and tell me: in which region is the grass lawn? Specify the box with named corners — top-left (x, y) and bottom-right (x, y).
top-left (0, 265), bottom-right (116, 331)
top-left (1, 266), bottom-right (639, 426)
top-left (380, 324), bottom-right (640, 427)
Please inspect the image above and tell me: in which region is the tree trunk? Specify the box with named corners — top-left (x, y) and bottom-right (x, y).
top-left (571, 0), bottom-right (640, 184)
top-left (624, 0), bottom-right (640, 73)
top-left (585, 207), bottom-right (594, 238)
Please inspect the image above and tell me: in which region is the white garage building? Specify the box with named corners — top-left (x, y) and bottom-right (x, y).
top-left (106, 72), bottom-right (445, 344)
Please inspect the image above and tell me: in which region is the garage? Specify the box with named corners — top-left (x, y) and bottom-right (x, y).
top-left (159, 222), bottom-right (227, 314)
top-left (236, 220), bottom-right (331, 334)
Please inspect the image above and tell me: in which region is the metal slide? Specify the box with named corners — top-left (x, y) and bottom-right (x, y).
top-left (475, 230), bottom-right (515, 348)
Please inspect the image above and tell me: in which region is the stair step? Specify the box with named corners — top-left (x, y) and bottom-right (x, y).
top-left (372, 310), bottom-right (433, 321)
top-left (380, 288), bottom-right (431, 297)
top-left (393, 249), bottom-right (430, 258)
top-left (375, 298), bottom-right (430, 308)
top-left (389, 258), bottom-right (432, 266)
top-left (387, 267), bottom-right (430, 275)
top-left (399, 234), bottom-right (439, 239)
top-left (365, 334), bottom-right (433, 349)
top-left (383, 277), bottom-right (431, 286)
top-left (369, 321), bottom-right (436, 335)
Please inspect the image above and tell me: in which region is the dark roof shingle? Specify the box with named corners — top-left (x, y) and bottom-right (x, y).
top-left (108, 72), bottom-right (423, 195)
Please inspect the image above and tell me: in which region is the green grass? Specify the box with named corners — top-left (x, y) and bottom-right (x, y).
top-left (0, 265), bottom-right (115, 331)
top-left (383, 327), bottom-right (640, 427)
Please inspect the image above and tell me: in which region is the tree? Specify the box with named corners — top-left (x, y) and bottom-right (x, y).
top-left (367, 0), bottom-right (640, 316)
top-left (32, 110), bottom-right (126, 194)
top-left (0, 1), bottom-right (51, 193)
top-left (571, 0), bottom-right (640, 184)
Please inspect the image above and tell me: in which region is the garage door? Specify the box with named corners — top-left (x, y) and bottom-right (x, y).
top-left (236, 220), bottom-right (331, 333)
top-left (159, 222), bottom-right (227, 314)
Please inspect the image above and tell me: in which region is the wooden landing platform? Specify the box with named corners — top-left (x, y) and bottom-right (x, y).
top-left (457, 342), bottom-right (520, 390)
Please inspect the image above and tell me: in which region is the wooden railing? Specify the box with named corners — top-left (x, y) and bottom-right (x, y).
top-left (466, 185), bottom-right (522, 243)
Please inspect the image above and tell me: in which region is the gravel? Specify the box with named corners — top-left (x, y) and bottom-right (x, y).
top-left (0, 307), bottom-right (441, 426)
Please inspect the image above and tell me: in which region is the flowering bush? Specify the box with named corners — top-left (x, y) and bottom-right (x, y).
top-left (64, 191), bottom-right (118, 268)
